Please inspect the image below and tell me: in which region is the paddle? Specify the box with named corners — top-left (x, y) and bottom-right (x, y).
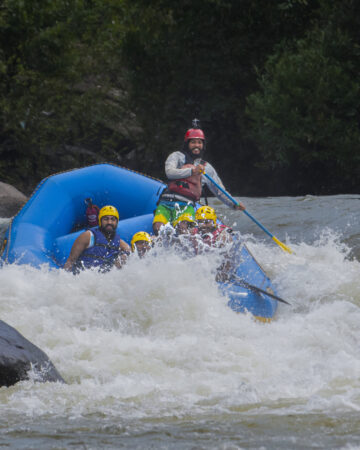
top-left (230, 275), bottom-right (291, 305)
top-left (201, 171), bottom-right (293, 254)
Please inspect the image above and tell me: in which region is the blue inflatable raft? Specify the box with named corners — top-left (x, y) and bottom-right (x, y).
top-left (0, 163), bottom-right (277, 321)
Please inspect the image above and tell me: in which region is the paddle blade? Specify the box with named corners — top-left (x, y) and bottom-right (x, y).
top-left (272, 236), bottom-right (293, 254)
top-left (230, 276), bottom-right (291, 305)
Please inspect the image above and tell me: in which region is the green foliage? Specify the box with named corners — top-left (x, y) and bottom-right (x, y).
top-left (120, 0), bottom-right (320, 186)
top-left (0, 0), bottom-right (359, 194)
top-left (246, 4), bottom-right (360, 191)
top-left (0, 0), bottom-right (130, 191)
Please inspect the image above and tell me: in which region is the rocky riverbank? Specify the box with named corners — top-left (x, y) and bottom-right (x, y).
top-left (0, 182), bottom-right (27, 218)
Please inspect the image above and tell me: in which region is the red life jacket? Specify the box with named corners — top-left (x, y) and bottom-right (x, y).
top-left (167, 164), bottom-right (202, 202)
top-left (194, 224), bottom-right (230, 247)
top-left (191, 224), bottom-right (231, 253)
top-left (86, 204), bottom-right (100, 227)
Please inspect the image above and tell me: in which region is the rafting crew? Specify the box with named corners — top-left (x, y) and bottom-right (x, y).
top-left (192, 206), bottom-right (233, 252)
top-left (191, 206), bottom-right (236, 282)
top-left (154, 206), bottom-right (234, 260)
top-left (130, 231), bottom-right (153, 258)
top-left (151, 213), bottom-right (195, 256)
top-left (172, 213), bottom-right (197, 236)
top-left (170, 213), bottom-right (198, 256)
top-left (63, 205), bottom-right (130, 273)
top-left (152, 119), bottom-right (245, 236)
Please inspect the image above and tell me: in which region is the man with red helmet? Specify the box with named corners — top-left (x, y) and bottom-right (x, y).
top-left (153, 119), bottom-right (245, 235)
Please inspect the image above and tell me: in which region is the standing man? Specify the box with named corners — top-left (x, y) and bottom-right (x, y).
top-left (64, 205), bottom-right (130, 273)
top-left (153, 119), bottom-right (245, 235)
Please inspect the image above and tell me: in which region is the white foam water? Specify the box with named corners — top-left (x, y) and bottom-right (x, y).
top-left (1, 195), bottom-right (360, 448)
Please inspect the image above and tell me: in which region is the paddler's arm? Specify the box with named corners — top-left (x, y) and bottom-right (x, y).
top-left (63, 231), bottom-right (91, 271)
top-left (202, 163), bottom-right (245, 210)
top-left (192, 164), bottom-right (205, 176)
top-left (165, 151), bottom-right (193, 179)
top-left (233, 203), bottom-right (245, 210)
top-left (114, 239), bottom-right (131, 269)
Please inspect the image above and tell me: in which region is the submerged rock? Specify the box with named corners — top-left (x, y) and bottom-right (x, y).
top-left (0, 320), bottom-right (65, 387)
top-left (0, 182), bottom-right (27, 218)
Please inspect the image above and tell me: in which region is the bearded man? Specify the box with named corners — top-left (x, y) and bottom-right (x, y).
top-left (63, 205), bottom-right (130, 273)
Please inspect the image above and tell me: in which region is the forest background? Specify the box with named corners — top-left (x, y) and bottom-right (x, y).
top-left (1, 0), bottom-right (359, 196)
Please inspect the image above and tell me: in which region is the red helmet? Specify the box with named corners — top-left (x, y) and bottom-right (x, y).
top-left (184, 128), bottom-right (205, 142)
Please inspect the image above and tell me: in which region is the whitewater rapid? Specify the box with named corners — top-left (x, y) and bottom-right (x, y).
top-left (0, 195), bottom-right (359, 448)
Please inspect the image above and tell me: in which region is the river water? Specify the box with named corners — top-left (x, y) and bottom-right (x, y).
top-left (0, 194), bottom-right (359, 449)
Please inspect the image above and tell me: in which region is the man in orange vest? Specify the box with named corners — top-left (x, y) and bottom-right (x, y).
top-left (153, 119), bottom-right (245, 235)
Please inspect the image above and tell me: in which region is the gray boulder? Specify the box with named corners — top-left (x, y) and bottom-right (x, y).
top-left (0, 182), bottom-right (27, 218)
top-left (0, 320), bottom-right (65, 387)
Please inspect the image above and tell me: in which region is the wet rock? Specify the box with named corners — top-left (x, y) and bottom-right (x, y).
top-left (0, 320), bottom-right (65, 387)
top-left (0, 182), bottom-right (27, 218)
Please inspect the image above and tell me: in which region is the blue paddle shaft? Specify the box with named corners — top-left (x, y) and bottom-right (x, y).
top-left (202, 172), bottom-right (274, 239)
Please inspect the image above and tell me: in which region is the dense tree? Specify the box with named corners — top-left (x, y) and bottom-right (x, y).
top-left (0, 0), bottom-right (359, 195)
top-left (121, 0), bottom-right (319, 192)
top-left (0, 0), bottom-right (134, 192)
top-left (246, 0), bottom-right (360, 193)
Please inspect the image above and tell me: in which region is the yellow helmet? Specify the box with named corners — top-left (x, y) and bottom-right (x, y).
top-left (131, 231), bottom-right (152, 251)
top-left (98, 205), bottom-right (119, 226)
top-left (172, 213), bottom-right (196, 228)
top-left (195, 206), bottom-right (217, 226)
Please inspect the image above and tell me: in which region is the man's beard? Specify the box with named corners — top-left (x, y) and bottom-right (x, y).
top-left (100, 224), bottom-right (116, 239)
top-left (182, 142), bottom-right (204, 164)
top-left (190, 147), bottom-right (202, 158)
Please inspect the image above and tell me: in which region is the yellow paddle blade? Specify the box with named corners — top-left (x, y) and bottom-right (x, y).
top-left (272, 236), bottom-right (293, 254)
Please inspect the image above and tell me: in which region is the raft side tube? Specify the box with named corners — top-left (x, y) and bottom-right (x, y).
top-left (220, 240), bottom-right (278, 319)
top-left (2, 164), bottom-right (165, 267)
top-left (222, 283), bottom-right (277, 318)
top-left (5, 223), bottom-right (54, 265)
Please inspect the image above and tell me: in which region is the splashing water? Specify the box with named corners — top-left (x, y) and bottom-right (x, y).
top-left (0, 195), bottom-right (360, 448)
